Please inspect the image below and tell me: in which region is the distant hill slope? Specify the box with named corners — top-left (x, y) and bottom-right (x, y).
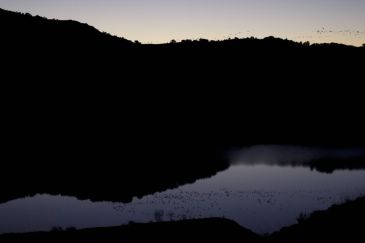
top-left (0, 8), bottom-right (133, 51)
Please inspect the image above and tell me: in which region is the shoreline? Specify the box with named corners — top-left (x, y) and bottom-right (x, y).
top-left (1, 196), bottom-right (364, 242)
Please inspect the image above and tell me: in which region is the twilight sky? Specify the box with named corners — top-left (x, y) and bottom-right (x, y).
top-left (1, 0), bottom-right (365, 46)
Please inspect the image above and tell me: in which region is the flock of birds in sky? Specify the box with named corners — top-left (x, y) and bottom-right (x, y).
top-left (223, 28), bottom-right (365, 43)
top-left (315, 27), bottom-right (365, 36)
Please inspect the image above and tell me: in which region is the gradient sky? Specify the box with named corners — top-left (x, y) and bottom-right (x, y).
top-left (1, 0), bottom-right (365, 46)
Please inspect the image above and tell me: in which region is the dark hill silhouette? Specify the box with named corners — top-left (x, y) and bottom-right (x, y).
top-left (1, 7), bottom-right (364, 147)
top-left (1, 7), bottom-right (364, 206)
top-left (0, 8), bottom-right (133, 51)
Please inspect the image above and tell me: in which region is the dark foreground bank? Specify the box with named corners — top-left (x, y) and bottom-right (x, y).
top-left (1, 196), bottom-right (364, 242)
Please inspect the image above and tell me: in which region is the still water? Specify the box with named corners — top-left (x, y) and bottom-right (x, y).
top-left (1, 145), bottom-right (364, 234)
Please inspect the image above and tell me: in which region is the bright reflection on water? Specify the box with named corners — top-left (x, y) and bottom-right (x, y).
top-left (1, 146), bottom-right (365, 234)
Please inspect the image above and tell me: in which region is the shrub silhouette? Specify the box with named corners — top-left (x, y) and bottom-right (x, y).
top-left (154, 210), bottom-right (165, 222)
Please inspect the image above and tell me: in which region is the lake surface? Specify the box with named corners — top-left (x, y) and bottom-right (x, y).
top-left (1, 145), bottom-right (365, 234)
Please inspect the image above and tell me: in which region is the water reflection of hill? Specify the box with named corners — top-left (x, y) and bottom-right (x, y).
top-left (2, 145), bottom-right (365, 204)
top-left (0, 146), bottom-right (229, 204)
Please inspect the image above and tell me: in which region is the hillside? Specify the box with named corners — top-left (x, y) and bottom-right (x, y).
top-left (1, 7), bottom-right (364, 180)
top-left (0, 8), bottom-right (133, 51)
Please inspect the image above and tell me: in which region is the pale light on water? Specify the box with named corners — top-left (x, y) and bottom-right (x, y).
top-left (1, 146), bottom-right (365, 234)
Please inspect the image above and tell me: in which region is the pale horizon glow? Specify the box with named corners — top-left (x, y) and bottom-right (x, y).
top-left (1, 0), bottom-right (365, 46)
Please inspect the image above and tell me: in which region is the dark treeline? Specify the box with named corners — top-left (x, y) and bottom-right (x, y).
top-left (1, 8), bottom-right (365, 203)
